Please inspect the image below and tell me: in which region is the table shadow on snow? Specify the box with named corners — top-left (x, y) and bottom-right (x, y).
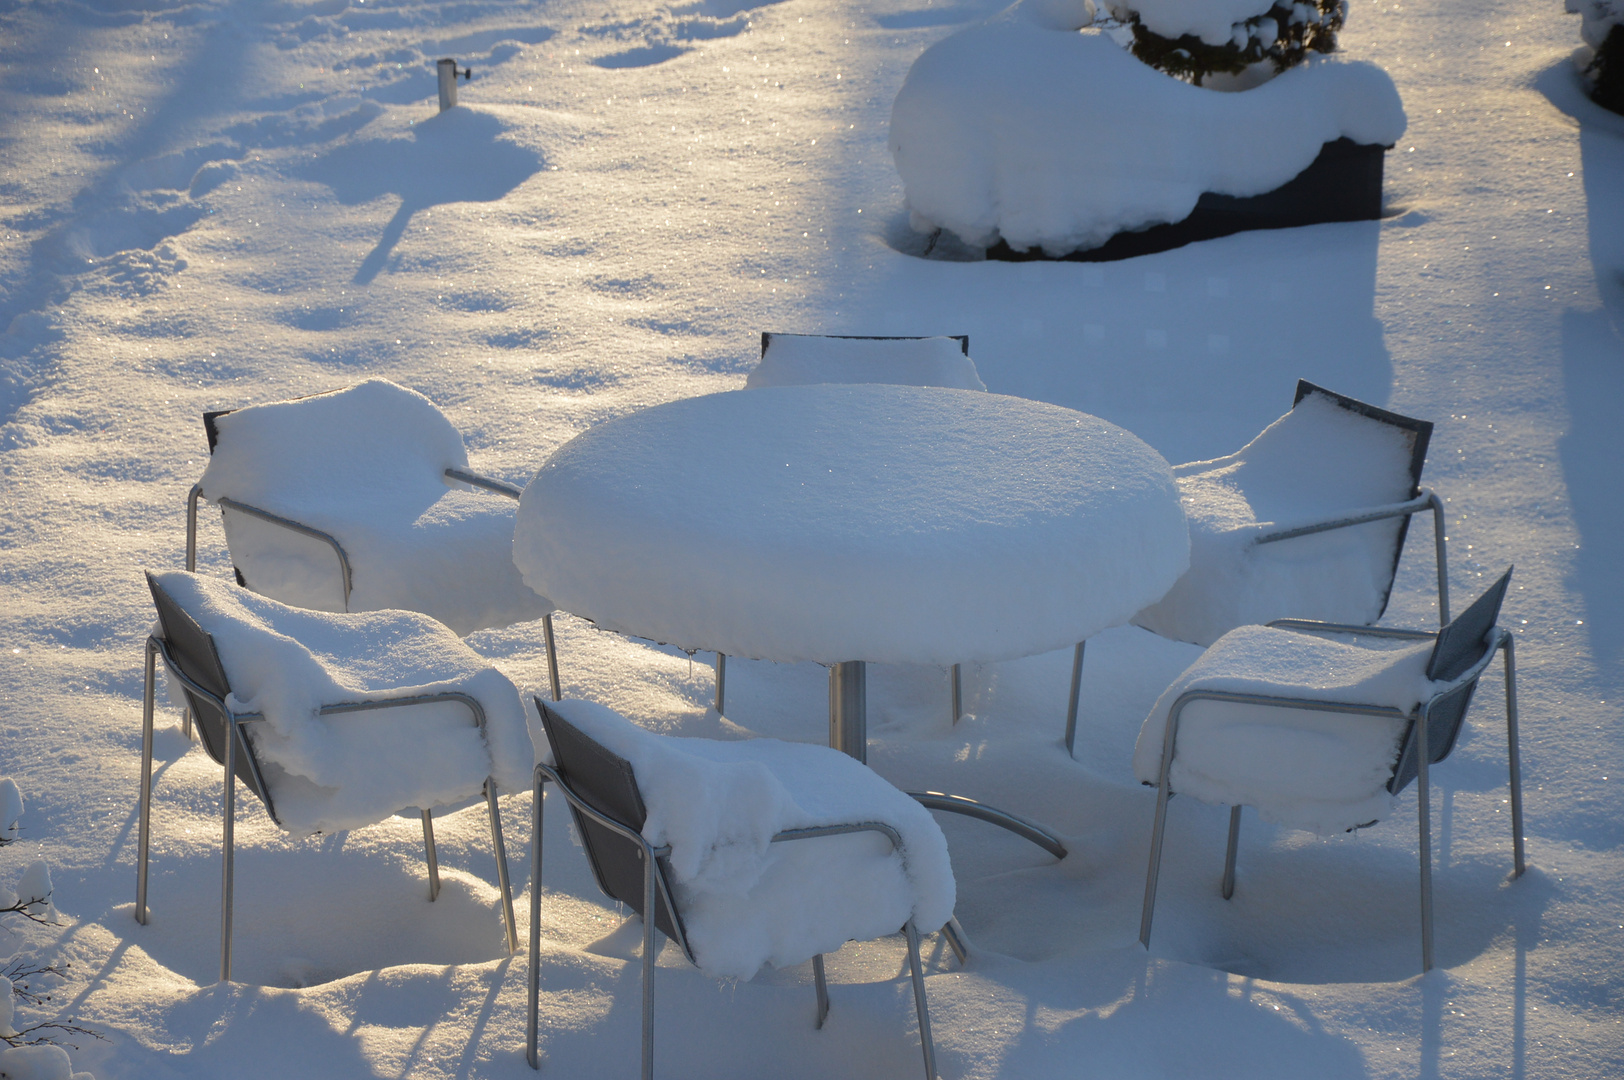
top-left (300, 106), bottom-right (545, 285)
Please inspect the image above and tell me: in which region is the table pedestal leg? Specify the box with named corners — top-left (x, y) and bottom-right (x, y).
top-left (828, 660), bottom-right (866, 763)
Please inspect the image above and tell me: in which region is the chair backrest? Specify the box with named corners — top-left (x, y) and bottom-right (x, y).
top-left (1283, 381), bottom-right (1435, 623)
top-left (535, 700), bottom-right (688, 951)
top-left (747, 333), bottom-right (985, 391)
top-left (144, 572), bottom-right (279, 820)
top-left (199, 379), bottom-right (469, 513)
top-left (1387, 568), bottom-right (1512, 795)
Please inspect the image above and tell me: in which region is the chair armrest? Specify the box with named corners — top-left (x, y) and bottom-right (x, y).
top-left (150, 635), bottom-right (262, 725)
top-left (1266, 620), bottom-right (1438, 641)
top-left (770, 821), bottom-right (903, 854)
top-left (444, 467), bottom-right (524, 500)
top-left (1254, 490), bottom-right (1439, 545)
top-left (319, 691), bottom-right (487, 732)
top-left (212, 496), bottom-right (354, 608)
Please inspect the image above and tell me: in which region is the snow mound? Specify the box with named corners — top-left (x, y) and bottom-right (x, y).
top-left (889, 4), bottom-right (1406, 254)
top-left (0, 1043), bottom-right (95, 1080)
top-left (515, 386), bottom-right (1189, 665)
top-left (0, 778), bottom-right (20, 842)
top-left (1133, 390), bottom-right (1419, 647)
top-left (746, 334), bottom-right (987, 391)
top-left (197, 379), bottom-right (550, 636)
top-left (549, 698), bottom-right (955, 981)
top-left (1132, 624), bottom-right (1439, 834)
top-left (150, 571), bottom-right (537, 836)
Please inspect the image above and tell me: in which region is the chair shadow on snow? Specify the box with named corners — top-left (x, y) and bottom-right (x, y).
top-left (300, 107), bottom-right (545, 285)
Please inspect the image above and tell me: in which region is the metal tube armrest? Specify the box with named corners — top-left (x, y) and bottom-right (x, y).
top-left (1254, 489), bottom-right (1450, 625)
top-left (319, 691), bottom-right (488, 732)
top-left (1267, 620), bottom-right (1438, 641)
top-left (213, 496), bottom-right (354, 609)
top-left (444, 467), bottom-right (524, 500)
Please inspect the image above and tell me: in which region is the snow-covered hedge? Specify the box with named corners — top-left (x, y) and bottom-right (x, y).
top-left (1568, 0), bottom-right (1624, 113)
top-left (1111, 0), bottom-right (1346, 86)
top-left (889, 0), bottom-right (1404, 255)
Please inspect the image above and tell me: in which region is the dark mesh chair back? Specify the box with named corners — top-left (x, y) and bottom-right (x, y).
top-left (537, 701), bottom-right (686, 947)
top-left (144, 572), bottom-right (277, 816)
top-left (1293, 380), bottom-right (1435, 624)
top-left (1388, 569), bottom-right (1512, 795)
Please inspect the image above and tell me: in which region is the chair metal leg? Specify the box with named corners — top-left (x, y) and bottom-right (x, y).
top-left (527, 774), bottom-right (547, 1070)
top-left (1221, 805), bottom-right (1242, 900)
top-left (941, 917), bottom-right (969, 966)
top-left (183, 485), bottom-right (202, 741)
top-left (1417, 705), bottom-right (1434, 973)
top-left (485, 780), bottom-right (518, 954)
top-left (221, 719), bottom-right (238, 983)
top-left (641, 844), bottom-right (658, 1080)
top-left (1139, 705), bottom-right (1182, 949)
top-left (812, 953), bottom-right (830, 1029)
top-left (1502, 635), bottom-right (1526, 878)
top-left (949, 664), bottom-right (962, 725)
top-left (1064, 641), bottom-right (1085, 757)
top-left (714, 653), bottom-right (726, 714)
top-left (904, 920), bottom-right (937, 1080)
top-left (137, 638), bottom-right (157, 926)
top-left (543, 614), bottom-right (562, 703)
top-left (421, 810), bottom-right (441, 902)
top-left (1427, 491), bottom-right (1450, 625)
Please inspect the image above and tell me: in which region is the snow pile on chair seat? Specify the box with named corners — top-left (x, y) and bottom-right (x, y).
top-left (1133, 391), bottom-right (1418, 647)
top-left (517, 386), bottom-right (1189, 666)
top-left (746, 335), bottom-right (987, 391)
top-left (888, 1), bottom-right (1406, 254)
top-left (551, 698), bottom-right (955, 981)
top-left (152, 571), bottom-right (536, 837)
top-left (198, 379), bottom-right (550, 636)
top-left (1132, 625), bottom-right (1438, 834)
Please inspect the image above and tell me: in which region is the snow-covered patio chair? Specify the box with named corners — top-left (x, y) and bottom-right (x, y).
top-left (136, 570), bottom-right (535, 982)
top-left (1066, 380), bottom-right (1448, 755)
top-left (1134, 569), bottom-right (1523, 973)
top-left (524, 698), bottom-right (954, 1079)
top-left (186, 378), bottom-right (562, 700)
top-left (740, 333), bottom-right (984, 722)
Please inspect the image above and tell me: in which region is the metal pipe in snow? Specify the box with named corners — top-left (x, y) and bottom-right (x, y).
top-left (437, 58), bottom-right (471, 111)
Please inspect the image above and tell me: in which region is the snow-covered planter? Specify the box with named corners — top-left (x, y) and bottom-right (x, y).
top-left (889, 0), bottom-right (1406, 258)
top-left (1568, 0), bottom-right (1624, 114)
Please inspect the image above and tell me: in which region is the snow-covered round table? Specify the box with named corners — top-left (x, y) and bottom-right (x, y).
top-left (515, 384), bottom-right (1190, 758)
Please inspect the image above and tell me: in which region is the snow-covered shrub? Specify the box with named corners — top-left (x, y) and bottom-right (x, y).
top-left (0, 779), bottom-right (99, 1079)
top-left (1568, 1), bottom-right (1624, 113)
top-left (1108, 0), bottom-right (1346, 86)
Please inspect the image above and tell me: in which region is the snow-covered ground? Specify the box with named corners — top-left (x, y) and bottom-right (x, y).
top-left (1, 0), bottom-right (1621, 1076)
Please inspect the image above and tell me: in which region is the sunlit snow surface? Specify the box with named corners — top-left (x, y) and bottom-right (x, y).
top-left (0, 0), bottom-right (1622, 1078)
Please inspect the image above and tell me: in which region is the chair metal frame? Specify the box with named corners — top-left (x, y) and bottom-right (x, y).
top-left (1137, 618), bottom-right (1524, 973)
top-left (525, 702), bottom-right (940, 1079)
top-left (1066, 381), bottom-right (1451, 757)
top-left (136, 608), bottom-right (519, 983)
top-left (185, 412), bottom-right (562, 716)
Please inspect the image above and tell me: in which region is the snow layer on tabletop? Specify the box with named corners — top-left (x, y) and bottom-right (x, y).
top-left (550, 698), bottom-right (954, 981)
top-left (515, 386), bottom-right (1189, 665)
top-left (1133, 391), bottom-right (1418, 647)
top-left (889, 2), bottom-right (1406, 254)
top-left (197, 379), bottom-right (549, 636)
top-left (149, 571), bottom-right (536, 836)
top-left (1117, 0), bottom-right (1279, 44)
top-left (746, 334), bottom-right (988, 391)
top-left (1132, 624), bottom-right (1439, 833)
